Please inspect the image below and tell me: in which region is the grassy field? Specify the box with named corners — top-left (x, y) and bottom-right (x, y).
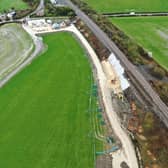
top-left (111, 16), bottom-right (168, 69)
top-left (0, 0), bottom-right (28, 12)
top-left (0, 23), bottom-right (33, 79)
top-left (0, 32), bottom-right (102, 167)
top-left (83, 0), bottom-right (168, 13)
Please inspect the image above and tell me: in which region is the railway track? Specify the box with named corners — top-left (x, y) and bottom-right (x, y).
top-left (66, 0), bottom-right (168, 128)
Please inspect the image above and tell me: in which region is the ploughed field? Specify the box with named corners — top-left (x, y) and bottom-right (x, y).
top-left (111, 16), bottom-right (168, 69)
top-left (0, 0), bottom-right (28, 11)
top-left (83, 0), bottom-right (168, 13)
top-left (0, 23), bottom-right (33, 80)
top-left (0, 32), bottom-right (97, 167)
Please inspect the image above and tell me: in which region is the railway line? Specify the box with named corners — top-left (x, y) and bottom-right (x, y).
top-left (65, 0), bottom-right (168, 128)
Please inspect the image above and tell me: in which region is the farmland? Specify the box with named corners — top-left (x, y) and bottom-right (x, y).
top-left (0, 0), bottom-right (28, 12)
top-left (83, 0), bottom-right (168, 13)
top-left (111, 16), bottom-right (168, 69)
top-left (0, 23), bottom-right (34, 80)
top-left (0, 32), bottom-right (102, 167)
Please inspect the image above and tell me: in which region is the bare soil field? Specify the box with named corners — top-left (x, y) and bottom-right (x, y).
top-left (0, 23), bottom-right (34, 80)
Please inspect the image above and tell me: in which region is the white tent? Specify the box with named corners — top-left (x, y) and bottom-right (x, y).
top-left (27, 19), bottom-right (46, 27)
top-left (120, 75), bottom-right (130, 91)
top-left (108, 53), bottom-right (130, 91)
top-left (108, 53), bottom-right (124, 75)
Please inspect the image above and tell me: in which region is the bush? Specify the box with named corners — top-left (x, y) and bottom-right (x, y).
top-left (23, 0), bottom-right (39, 6)
top-left (158, 148), bottom-right (168, 167)
top-left (153, 81), bottom-right (168, 106)
top-left (150, 66), bottom-right (166, 79)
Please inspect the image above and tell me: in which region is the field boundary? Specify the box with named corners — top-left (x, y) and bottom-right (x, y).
top-left (103, 12), bottom-right (168, 17)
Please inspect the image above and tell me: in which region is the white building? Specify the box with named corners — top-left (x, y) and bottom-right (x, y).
top-left (108, 53), bottom-right (130, 91)
top-left (27, 19), bottom-right (47, 28)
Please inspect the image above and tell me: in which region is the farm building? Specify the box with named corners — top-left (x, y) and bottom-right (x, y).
top-left (27, 19), bottom-right (47, 28)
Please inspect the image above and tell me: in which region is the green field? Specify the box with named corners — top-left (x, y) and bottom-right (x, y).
top-left (0, 23), bottom-right (34, 79)
top-left (0, 0), bottom-right (28, 12)
top-left (0, 32), bottom-right (101, 167)
top-left (83, 0), bottom-right (168, 13)
top-left (111, 16), bottom-right (168, 69)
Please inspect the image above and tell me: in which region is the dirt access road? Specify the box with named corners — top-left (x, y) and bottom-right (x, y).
top-left (30, 24), bottom-right (138, 168)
